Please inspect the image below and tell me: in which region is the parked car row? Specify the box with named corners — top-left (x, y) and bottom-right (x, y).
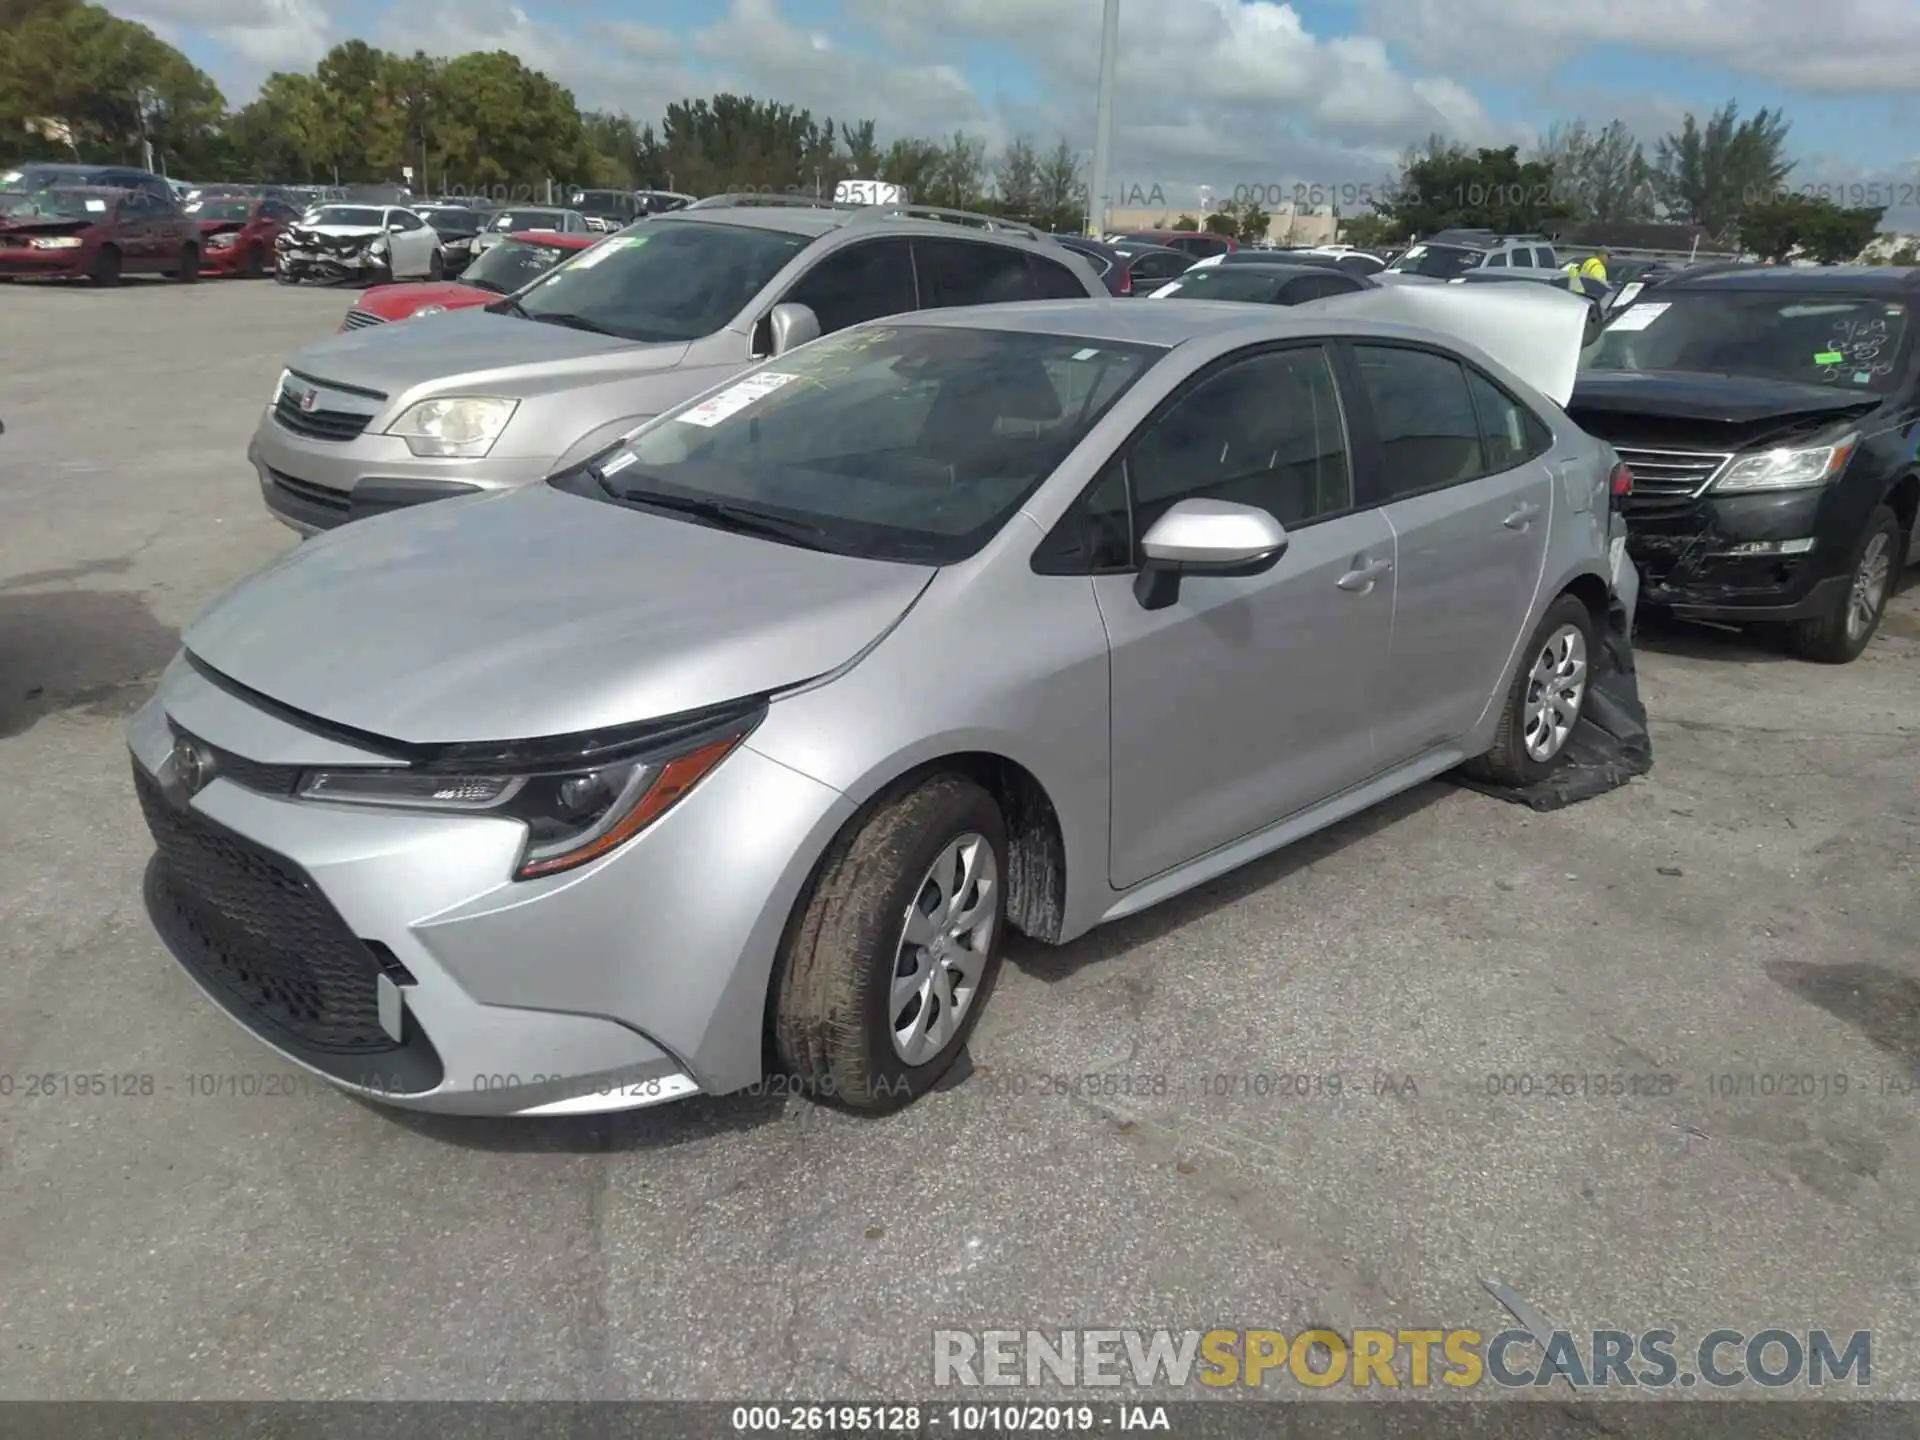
top-left (83, 192), bottom-right (1920, 1126)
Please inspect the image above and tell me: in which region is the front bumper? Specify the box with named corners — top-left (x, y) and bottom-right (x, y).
top-left (278, 249), bottom-right (382, 285)
top-left (0, 245), bottom-right (92, 277)
top-left (200, 241), bottom-right (255, 274)
top-left (250, 424), bottom-right (545, 534)
top-left (1622, 487), bottom-right (1847, 623)
top-left (128, 658), bottom-right (854, 1115)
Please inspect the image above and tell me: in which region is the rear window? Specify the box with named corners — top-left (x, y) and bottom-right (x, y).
top-left (1388, 243), bottom-right (1482, 279)
top-left (186, 200), bottom-right (252, 221)
top-left (491, 209), bottom-right (564, 231)
top-left (424, 209), bottom-right (483, 235)
top-left (1156, 267), bottom-right (1284, 302)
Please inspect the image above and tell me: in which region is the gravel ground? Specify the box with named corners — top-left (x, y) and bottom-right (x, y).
top-left (1, 278), bottom-right (1916, 1406)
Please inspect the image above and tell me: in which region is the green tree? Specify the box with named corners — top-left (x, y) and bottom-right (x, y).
top-left (839, 119), bottom-right (881, 178)
top-left (878, 136), bottom-right (942, 198)
top-left (1171, 213), bottom-right (1198, 231)
top-left (1734, 195), bottom-right (1880, 263)
top-left (1537, 118), bottom-right (1655, 222)
top-left (1030, 140), bottom-right (1085, 232)
top-left (931, 130), bottom-right (988, 207)
top-left (1339, 211), bottom-right (1398, 246)
top-left (1373, 138), bottom-right (1578, 237)
top-left (993, 134), bottom-right (1040, 216)
top-left (1892, 243), bottom-right (1920, 266)
top-left (1653, 101), bottom-right (1793, 238)
top-left (431, 50), bottom-right (586, 189)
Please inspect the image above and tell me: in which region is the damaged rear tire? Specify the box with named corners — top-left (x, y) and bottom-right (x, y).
top-left (1467, 593), bottom-right (1597, 788)
top-left (1792, 505), bottom-right (1900, 664)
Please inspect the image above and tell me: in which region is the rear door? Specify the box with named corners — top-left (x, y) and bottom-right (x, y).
top-left (1342, 342), bottom-right (1556, 763)
top-left (775, 237), bottom-right (918, 336)
top-left (911, 237), bottom-right (1040, 307)
top-left (115, 190), bottom-right (158, 268)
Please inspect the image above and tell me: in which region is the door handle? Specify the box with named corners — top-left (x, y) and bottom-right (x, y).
top-left (1336, 557), bottom-right (1392, 591)
top-left (1504, 502), bottom-right (1542, 529)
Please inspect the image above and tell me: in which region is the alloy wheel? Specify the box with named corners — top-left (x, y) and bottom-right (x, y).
top-left (889, 833), bottom-right (997, 1066)
top-left (1846, 531), bottom-right (1893, 644)
top-left (1522, 623), bottom-right (1588, 763)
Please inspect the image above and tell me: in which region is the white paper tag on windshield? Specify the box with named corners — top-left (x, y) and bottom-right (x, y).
top-left (85, 199), bottom-right (106, 212)
top-left (675, 371), bottom-right (796, 427)
top-left (599, 450), bottom-right (638, 475)
top-left (1613, 281), bottom-right (1644, 306)
top-left (565, 234), bottom-right (643, 271)
top-left (1606, 301), bottom-right (1669, 331)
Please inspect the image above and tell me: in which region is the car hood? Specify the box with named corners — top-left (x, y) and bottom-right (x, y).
top-left (289, 306), bottom-right (685, 398)
top-left (293, 223), bottom-right (383, 239)
top-left (1569, 369), bottom-right (1884, 425)
top-left (360, 279), bottom-right (488, 319)
top-left (183, 484), bottom-right (936, 744)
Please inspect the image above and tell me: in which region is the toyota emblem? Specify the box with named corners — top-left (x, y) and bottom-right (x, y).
top-left (169, 734), bottom-right (213, 797)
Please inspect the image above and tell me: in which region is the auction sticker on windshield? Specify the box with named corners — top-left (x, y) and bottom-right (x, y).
top-left (85, 199), bottom-right (106, 212)
top-left (565, 235), bottom-right (646, 271)
top-left (1606, 302), bottom-right (1669, 332)
top-left (1614, 282), bottom-right (1644, 306)
top-left (675, 371), bottom-right (797, 427)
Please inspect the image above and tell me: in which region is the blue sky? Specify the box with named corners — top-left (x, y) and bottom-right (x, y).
top-left (134, 0), bottom-right (1920, 224)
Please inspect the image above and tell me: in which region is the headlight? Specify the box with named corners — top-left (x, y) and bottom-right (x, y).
top-left (29, 235), bottom-right (84, 249)
top-left (205, 231), bottom-right (236, 247)
top-left (294, 729), bottom-right (749, 879)
top-left (412, 304), bottom-right (446, 319)
top-left (384, 396), bottom-right (518, 457)
top-left (1713, 435), bottom-right (1855, 493)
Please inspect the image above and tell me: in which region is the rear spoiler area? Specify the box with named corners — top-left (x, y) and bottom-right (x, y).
top-left (1320, 278), bottom-right (1591, 406)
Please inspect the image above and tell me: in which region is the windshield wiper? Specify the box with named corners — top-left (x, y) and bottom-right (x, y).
top-left (605, 486), bottom-right (833, 547)
top-left (490, 295), bottom-right (529, 317)
top-left (526, 310), bottom-right (617, 336)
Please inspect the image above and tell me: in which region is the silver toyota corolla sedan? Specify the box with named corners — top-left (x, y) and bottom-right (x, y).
top-left (130, 285), bottom-right (1637, 1118)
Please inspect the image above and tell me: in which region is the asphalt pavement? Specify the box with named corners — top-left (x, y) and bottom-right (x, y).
top-left (1, 278), bottom-right (1918, 1403)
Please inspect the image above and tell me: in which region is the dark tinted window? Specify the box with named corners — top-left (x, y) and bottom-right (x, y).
top-left (514, 219), bottom-right (810, 342)
top-left (461, 238), bottom-right (577, 294)
top-left (586, 324), bottom-right (1160, 563)
top-left (389, 209), bottom-right (424, 230)
top-left (783, 238), bottom-right (917, 332)
top-left (1484, 250), bottom-right (1509, 268)
top-left (1160, 267), bottom-right (1283, 302)
top-left (424, 208), bottom-right (482, 235)
top-left (1036, 461), bottom-right (1133, 574)
top-left (1029, 253), bottom-right (1092, 298)
top-left (914, 238), bottom-right (1037, 307)
top-left (1282, 274), bottom-right (1361, 303)
top-left (1135, 251), bottom-right (1193, 280)
top-left (1353, 345), bottom-right (1486, 497)
top-left (1127, 346), bottom-right (1352, 539)
top-left (1465, 368), bottom-right (1552, 471)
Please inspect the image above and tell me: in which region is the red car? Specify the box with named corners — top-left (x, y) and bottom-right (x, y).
top-left (340, 229), bottom-right (598, 330)
top-left (0, 185), bottom-right (202, 284)
top-left (189, 195), bottom-right (304, 278)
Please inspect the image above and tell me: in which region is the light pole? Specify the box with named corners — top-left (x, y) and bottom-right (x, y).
top-left (1088, 0), bottom-right (1119, 236)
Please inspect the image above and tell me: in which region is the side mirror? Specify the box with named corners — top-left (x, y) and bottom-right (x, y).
top-left (767, 302), bottom-right (821, 357)
top-left (1133, 499), bottom-right (1288, 610)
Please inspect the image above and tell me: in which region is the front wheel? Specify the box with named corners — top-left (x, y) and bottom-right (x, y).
top-left (90, 246), bottom-right (122, 286)
top-left (1792, 506), bottom-right (1901, 663)
top-left (243, 245), bottom-right (265, 279)
top-left (427, 248), bottom-right (444, 280)
top-left (774, 775), bottom-right (1008, 1112)
top-left (172, 245), bottom-right (199, 281)
top-left (1466, 593), bottom-right (1597, 787)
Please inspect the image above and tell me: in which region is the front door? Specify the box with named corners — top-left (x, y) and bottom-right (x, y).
top-left (1344, 343), bottom-right (1556, 761)
top-left (1096, 344), bottom-right (1395, 889)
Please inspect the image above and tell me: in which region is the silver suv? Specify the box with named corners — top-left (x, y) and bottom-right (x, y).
top-left (1387, 230), bottom-right (1560, 281)
top-left (250, 199), bottom-right (1108, 533)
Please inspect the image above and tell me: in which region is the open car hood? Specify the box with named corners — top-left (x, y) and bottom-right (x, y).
top-left (1325, 280), bottom-right (1590, 405)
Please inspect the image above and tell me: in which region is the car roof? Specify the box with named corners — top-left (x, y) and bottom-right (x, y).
top-left (1662, 265), bottom-right (1920, 293)
top-left (1181, 262), bottom-right (1353, 281)
top-left (868, 296), bottom-right (1428, 348)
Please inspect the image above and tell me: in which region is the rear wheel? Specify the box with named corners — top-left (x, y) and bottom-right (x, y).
top-left (1792, 506), bottom-right (1900, 663)
top-left (1466, 593), bottom-right (1597, 787)
top-left (172, 245), bottom-right (199, 281)
top-left (90, 246), bottom-right (121, 286)
top-left (774, 775), bottom-right (1008, 1113)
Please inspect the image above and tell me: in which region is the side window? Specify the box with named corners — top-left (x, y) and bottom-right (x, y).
top-left (782, 238), bottom-right (918, 333)
top-left (914, 238), bottom-right (1037, 307)
top-left (1128, 346), bottom-right (1352, 540)
top-left (1028, 253), bottom-right (1091, 298)
top-left (1352, 345), bottom-right (1487, 499)
top-left (1033, 462), bottom-right (1132, 574)
top-left (120, 191), bottom-right (151, 216)
top-left (1464, 367), bottom-right (1553, 471)
top-left (1533, 248), bottom-right (1555, 268)
top-left (1133, 252), bottom-right (1186, 280)
top-left (1286, 275), bottom-right (1353, 303)
top-left (390, 210), bottom-right (424, 230)
top-left (1484, 250), bottom-right (1509, 268)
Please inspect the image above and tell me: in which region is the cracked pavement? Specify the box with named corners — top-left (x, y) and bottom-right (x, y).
top-left (2, 281), bottom-right (1918, 1401)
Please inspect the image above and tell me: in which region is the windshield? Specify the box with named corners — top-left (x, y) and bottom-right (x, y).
top-left (461, 237), bottom-right (575, 293)
top-left (312, 206), bottom-right (384, 227)
top-left (1, 188), bottom-right (110, 220)
top-left (575, 324), bottom-right (1161, 562)
top-left (1158, 268), bottom-right (1284, 302)
top-left (510, 220), bottom-right (810, 343)
top-left (573, 192), bottom-right (629, 213)
top-left (186, 200), bottom-right (252, 221)
top-left (1582, 289), bottom-right (1910, 393)
top-left (492, 209), bottom-right (563, 230)
top-left (1387, 243), bottom-right (1482, 279)
top-left (424, 209), bottom-right (482, 235)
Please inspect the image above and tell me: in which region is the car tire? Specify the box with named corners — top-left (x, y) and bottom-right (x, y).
top-left (172, 245), bottom-right (199, 282)
top-left (774, 774), bottom-right (1008, 1113)
top-left (243, 245), bottom-right (265, 279)
top-left (90, 246), bottom-right (121, 286)
top-left (1791, 506), bottom-right (1902, 664)
top-left (427, 249), bottom-right (444, 280)
top-left (1465, 592), bottom-right (1598, 787)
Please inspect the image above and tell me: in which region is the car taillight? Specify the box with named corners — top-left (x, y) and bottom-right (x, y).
top-left (1610, 461), bottom-right (1633, 500)
top-left (1117, 267), bottom-right (1132, 295)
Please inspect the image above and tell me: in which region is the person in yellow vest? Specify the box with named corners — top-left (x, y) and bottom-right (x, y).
top-left (1561, 258), bottom-right (1588, 296)
top-left (1579, 248), bottom-right (1610, 284)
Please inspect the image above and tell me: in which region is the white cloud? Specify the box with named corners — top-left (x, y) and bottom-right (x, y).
top-left (124, 0), bottom-right (334, 76)
top-left (1366, 0), bottom-right (1920, 93)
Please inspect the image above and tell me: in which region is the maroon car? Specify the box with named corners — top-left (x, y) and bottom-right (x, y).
top-left (0, 185), bottom-right (202, 284)
top-left (188, 195), bottom-right (302, 278)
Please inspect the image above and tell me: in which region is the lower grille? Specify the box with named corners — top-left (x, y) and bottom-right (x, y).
top-left (1613, 446), bottom-right (1731, 517)
top-left (342, 309), bottom-right (386, 330)
top-left (135, 761), bottom-right (397, 1054)
top-left (273, 390), bottom-right (371, 441)
top-left (266, 467), bottom-right (350, 514)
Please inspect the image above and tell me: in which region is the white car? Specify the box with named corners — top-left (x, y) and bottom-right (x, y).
top-left (275, 204), bottom-right (443, 285)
